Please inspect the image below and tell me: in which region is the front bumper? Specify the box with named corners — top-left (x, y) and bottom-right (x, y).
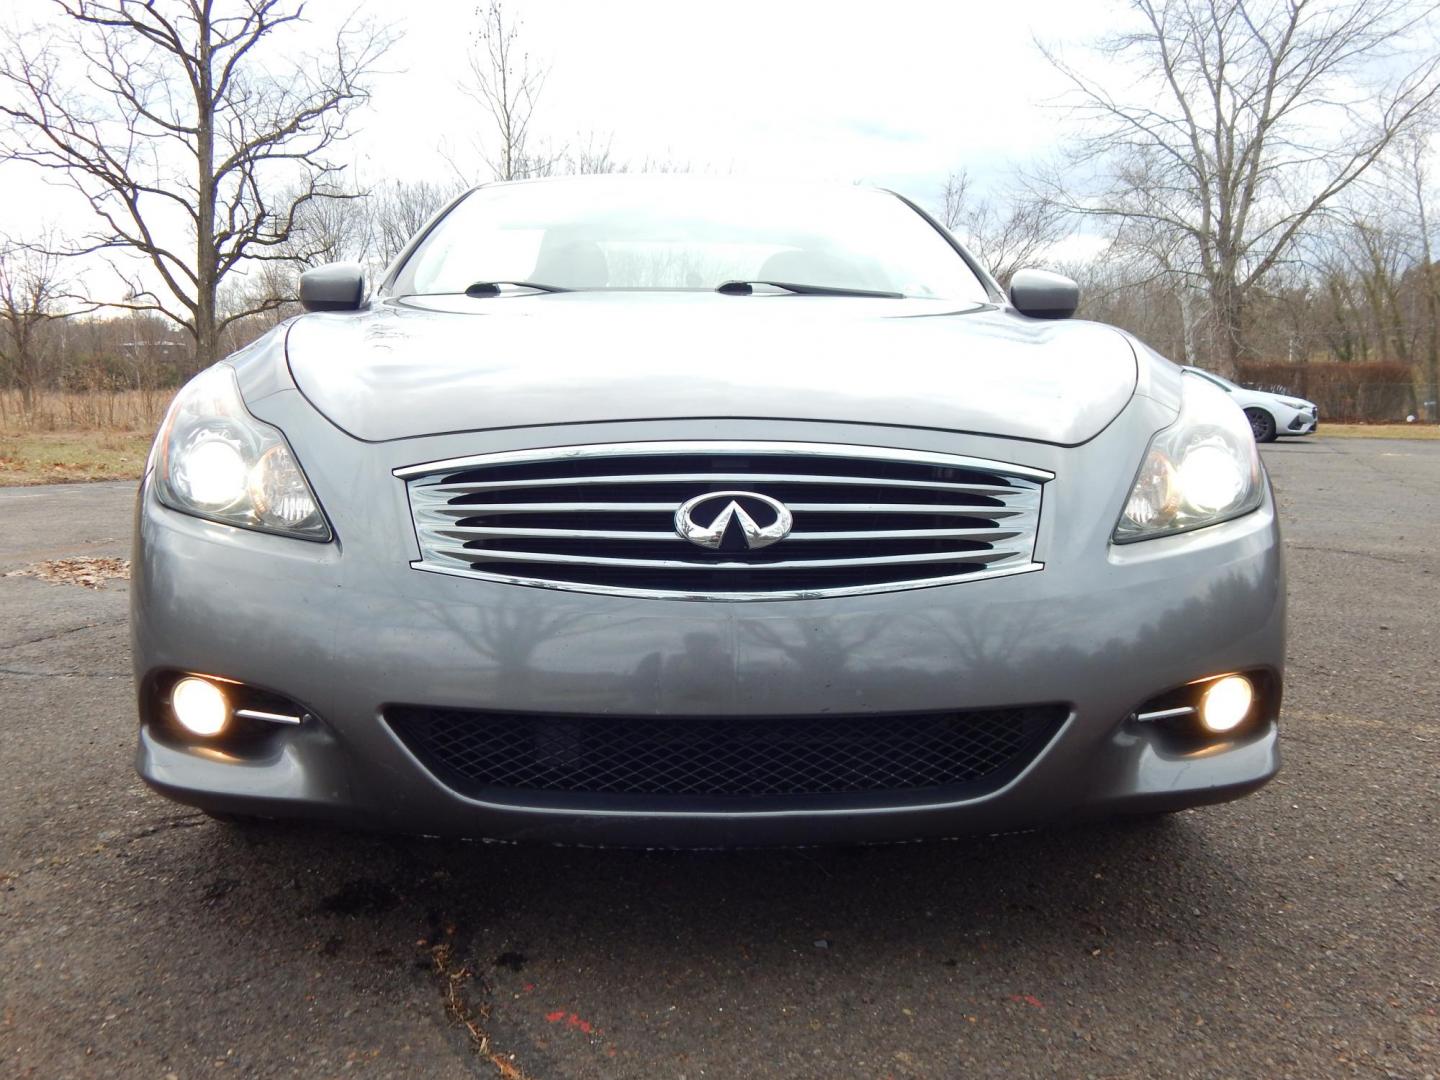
top-left (132, 401), bottom-right (1285, 846)
top-left (1285, 407), bottom-right (1319, 435)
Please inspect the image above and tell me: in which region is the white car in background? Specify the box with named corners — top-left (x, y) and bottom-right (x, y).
top-left (1183, 367), bottom-right (1319, 442)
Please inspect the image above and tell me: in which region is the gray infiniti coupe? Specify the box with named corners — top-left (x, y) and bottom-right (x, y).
top-left (132, 176), bottom-right (1284, 846)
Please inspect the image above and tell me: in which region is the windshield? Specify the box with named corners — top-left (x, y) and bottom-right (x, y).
top-left (1188, 368), bottom-right (1240, 391)
top-left (389, 178), bottom-right (992, 302)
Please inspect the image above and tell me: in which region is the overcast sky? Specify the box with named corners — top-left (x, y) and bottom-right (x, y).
top-left (0, 0), bottom-right (1122, 297)
top-left (355, 0), bottom-right (1102, 199)
top-left (2, 1), bottom-right (1110, 206)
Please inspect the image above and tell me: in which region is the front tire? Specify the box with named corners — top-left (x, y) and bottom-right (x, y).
top-left (1246, 408), bottom-right (1277, 443)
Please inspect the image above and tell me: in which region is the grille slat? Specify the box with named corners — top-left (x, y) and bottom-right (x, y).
top-left (416, 499), bottom-right (1029, 518)
top-left (430, 545), bottom-right (1022, 570)
top-left (424, 472), bottom-right (1029, 495)
top-left (386, 705), bottom-right (1067, 805)
top-left (400, 440), bottom-right (1049, 600)
top-left (434, 525), bottom-right (1022, 543)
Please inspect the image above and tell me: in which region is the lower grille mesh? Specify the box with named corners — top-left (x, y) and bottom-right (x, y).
top-left (387, 706), bottom-right (1066, 802)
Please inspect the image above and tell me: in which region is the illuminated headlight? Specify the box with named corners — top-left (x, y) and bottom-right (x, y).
top-left (1114, 372), bottom-right (1263, 542)
top-left (154, 366), bottom-right (331, 540)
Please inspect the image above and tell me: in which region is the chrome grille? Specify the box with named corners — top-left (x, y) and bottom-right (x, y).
top-left (397, 441), bottom-right (1050, 600)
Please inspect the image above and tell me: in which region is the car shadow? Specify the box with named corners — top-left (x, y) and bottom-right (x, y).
top-left (117, 807), bottom-right (1281, 1074)
top-left (179, 810), bottom-right (1249, 971)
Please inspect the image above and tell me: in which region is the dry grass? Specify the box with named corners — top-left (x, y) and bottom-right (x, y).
top-left (0, 431), bottom-right (154, 485)
top-left (0, 389), bottom-right (166, 486)
top-left (0, 393), bottom-right (1435, 488)
top-left (0, 387), bottom-right (172, 433)
top-left (1319, 422), bottom-right (1440, 440)
top-left (0, 385), bottom-right (171, 434)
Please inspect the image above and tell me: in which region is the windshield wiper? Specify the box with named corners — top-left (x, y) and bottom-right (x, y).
top-left (464, 280), bottom-right (571, 296)
top-left (715, 280), bottom-right (904, 299)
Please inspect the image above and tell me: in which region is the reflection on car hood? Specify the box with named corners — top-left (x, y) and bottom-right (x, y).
top-left (1250, 388), bottom-right (1313, 408)
top-left (284, 292), bottom-right (1139, 444)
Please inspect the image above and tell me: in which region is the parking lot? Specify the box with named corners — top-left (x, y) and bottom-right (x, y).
top-left (2, 436), bottom-right (1437, 1080)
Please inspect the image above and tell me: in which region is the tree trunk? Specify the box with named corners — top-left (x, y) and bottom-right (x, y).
top-left (193, 288), bottom-right (219, 370)
top-left (17, 341), bottom-right (34, 413)
top-left (14, 318), bottom-right (35, 414)
top-left (1211, 275), bottom-right (1246, 374)
top-left (193, 12), bottom-right (218, 371)
top-left (1176, 288), bottom-right (1198, 365)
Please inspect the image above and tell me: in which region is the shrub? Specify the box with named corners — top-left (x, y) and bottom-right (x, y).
top-left (1234, 362), bottom-right (1417, 422)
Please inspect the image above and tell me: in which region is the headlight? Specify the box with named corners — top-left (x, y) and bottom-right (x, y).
top-left (1278, 397), bottom-right (1309, 410)
top-left (154, 365), bottom-right (331, 541)
top-left (1114, 372), bottom-right (1263, 542)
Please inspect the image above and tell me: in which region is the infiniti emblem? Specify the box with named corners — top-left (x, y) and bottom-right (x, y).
top-left (675, 491), bottom-right (793, 551)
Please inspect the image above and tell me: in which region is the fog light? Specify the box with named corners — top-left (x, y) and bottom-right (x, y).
top-left (172, 677), bottom-right (229, 736)
top-left (1200, 675), bottom-right (1253, 733)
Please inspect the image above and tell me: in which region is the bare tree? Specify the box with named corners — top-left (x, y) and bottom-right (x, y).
top-left (457, 5), bottom-right (654, 185)
top-left (938, 171), bottom-right (970, 234)
top-left (1298, 220), bottom-right (1370, 359)
top-left (0, 237), bottom-right (90, 412)
top-left (366, 178), bottom-right (463, 265)
top-left (465, 1), bottom-right (557, 182)
top-left (290, 187), bottom-right (372, 269)
top-left (1400, 132), bottom-right (1440, 417)
top-left (562, 133), bottom-right (624, 177)
top-left (0, 1), bottom-right (392, 368)
top-left (225, 176), bottom-right (460, 339)
top-left (1039, 0), bottom-right (1440, 370)
top-left (936, 169), bottom-right (1068, 286)
top-left (1349, 213), bottom-right (1417, 363)
top-left (1118, 214), bottom-right (1213, 363)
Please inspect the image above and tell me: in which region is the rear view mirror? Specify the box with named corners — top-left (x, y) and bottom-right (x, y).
top-left (300, 262), bottom-right (366, 312)
top-left (1009, 269), bottom-right (1079, 320)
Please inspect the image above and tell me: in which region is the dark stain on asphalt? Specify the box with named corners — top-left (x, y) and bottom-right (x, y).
top-left (319, 878), bottom-right (400, 916)
top-left (494, 950), bottom-right (528, 972)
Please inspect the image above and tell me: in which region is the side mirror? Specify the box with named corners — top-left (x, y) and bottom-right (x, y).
top-left (300, 262), bottom-right (366, 312)
top-left (1008, 269), bottom-right (1079, 320)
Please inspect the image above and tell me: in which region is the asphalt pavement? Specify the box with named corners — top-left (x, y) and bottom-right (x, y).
top-left (1, 437), bottom-right (1437, 1079)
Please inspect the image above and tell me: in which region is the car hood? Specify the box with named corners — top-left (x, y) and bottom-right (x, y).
top-left (283, 292), bottom-right (1138, 445)
top-left (1249, 388), bottom-right (1312, 409)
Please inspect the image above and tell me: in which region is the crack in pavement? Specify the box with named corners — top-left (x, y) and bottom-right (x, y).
top-left (1283, 542), bottom-right (1410, 564)
top-left (305, 854), bottom-right (539, 1078)
top-left (0, 667), bottom-right (128, 679)
top-left (121, 814), bottom-right (210, 842)
top-left (409, 890), bottom-right (537, 1080)
top-left (426, 930), bottom-right (534, 1080)
top-left (1, 813), bottom-right (210, 887)
top-left (2, 617), bottom-right (128, 649)
top-left (1281, 704), bottom-right (1436, 732)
